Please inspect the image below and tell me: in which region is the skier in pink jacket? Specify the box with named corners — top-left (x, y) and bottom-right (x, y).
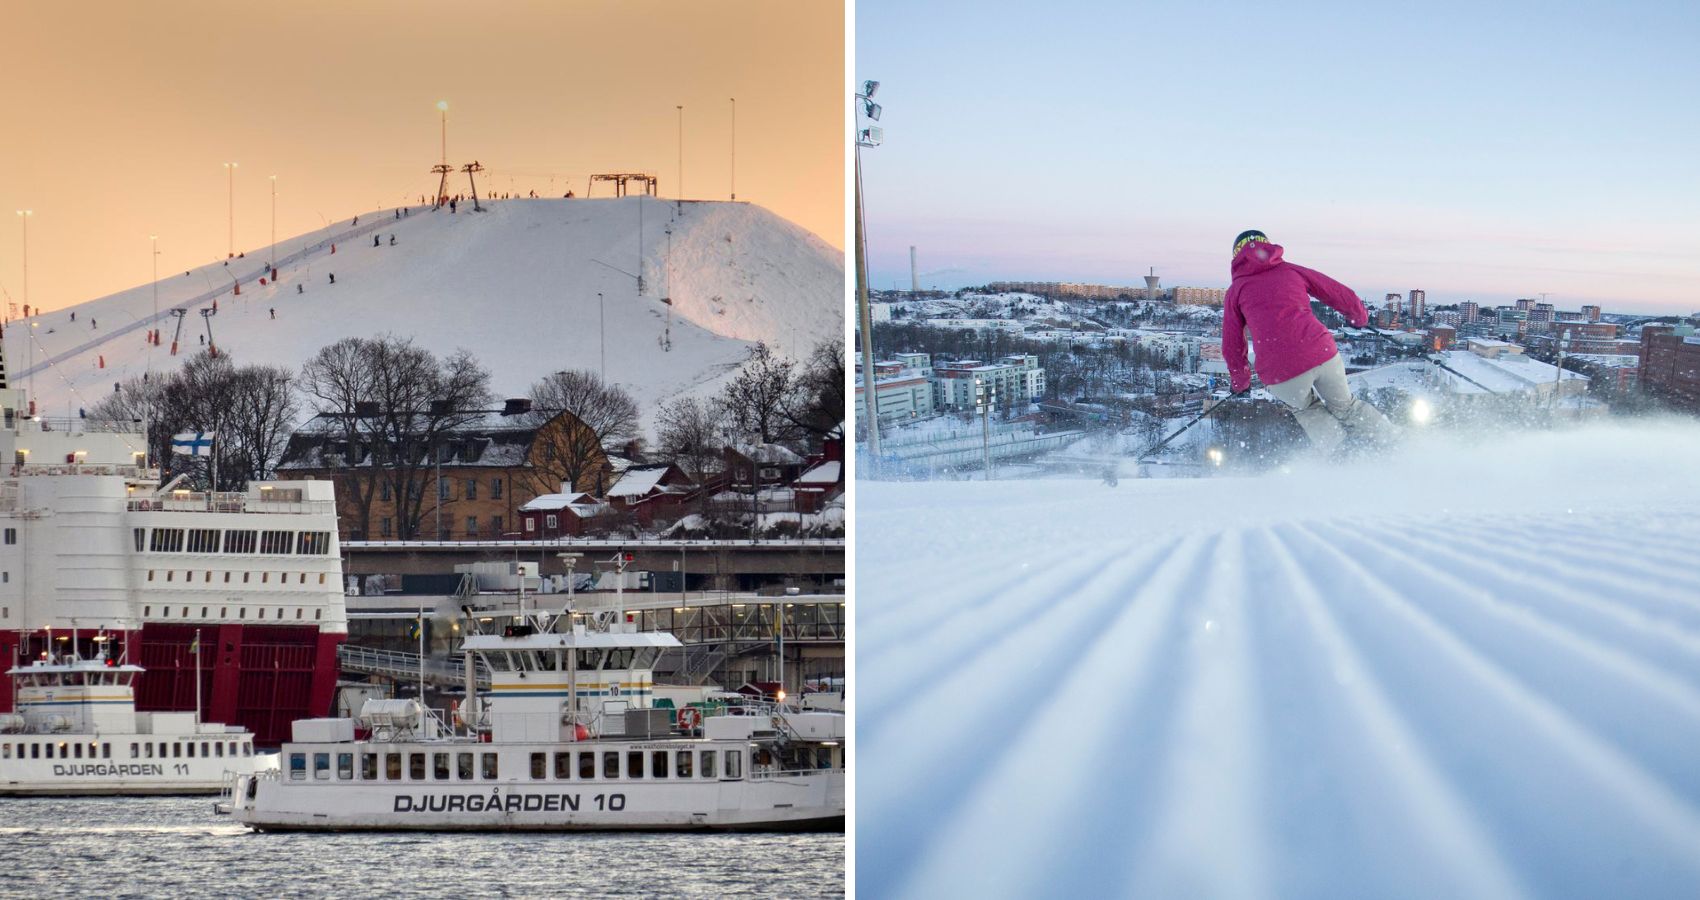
top-left (1222, 230), bottom-right (1394, 452)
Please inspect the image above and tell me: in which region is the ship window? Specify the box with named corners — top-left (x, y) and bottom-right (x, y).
top-left (224, 531), bottom-right (257, 554)
top-left (313, 752), bottom-right (330, 779)
top-left (128, 743), bottom-right (138, 758)
top-left (457, 752), bottom-right (474, 780)
top-left (319, 574), bottom-right (327, 585)
top-left (166, 572), bottom-right (173, 582)
top-left (337, 752), bottom-right (353, 780)
top-left (261, 573), bottom-right (268, 584)
top-left (173, 743), bottom-right (182, 758)
top-left (296, 608), bottom-right (303, 619)
top-left (243, 573), bottom-right (250, 583)
top-left (73, 743), bottom-right (83, 759)
top-left (360, 752), bottom-right (376, 780)
top-left (530, 752), bottom-right (546, 780)
top-left (554, 752), bottom-right (572, 780)
top-left (4, 744), bottom-right (13, 760)
top-left (220, 607), bottom-right (227, 617)
top-left (30, 743), bottom-right (39, 759)
top-left (149, 528), bottom-right (184, 553)
top-left (407, 754), bottom-right (425, 779)
top-left (243, 742), bottom-right (252, 757)
top-left (3, 528), bottom-right (15, 544)
top-left (386, 753), bottom-right (402, 780)
top-left (239, 608), bottom-right (245, 619)
top-left (201, 607), bottom-right (208, 618)
top-left (676, 752), bottom-right (692, 779)
top-left (147, 571), bottom-right (154, 583)
top-left (316, 610), bottom-right (323, 621)
top-left (260, 530), bottom-right (293, 554)
top-left (601, 752), bottom-right (619, 780)
top-left (700, 750), bottom-right (716, 779)
top-left (299, 573), bottom-right (306, 585)
top-left (653, 751), bottom-right (669, 779)
top-left (289, 753), bottom-right (306, 780)
top-left (257, 608), bottom-right (265, 620)
top-left (183, 743), bottom-right (193, 758)
top-left (187, 529), bottom-right (219, 553)
top-left (433, 752), bottom-right (449, 780)
top-left (629, 750), bottom-right (647, 780)
top-left (134, 528), bottom-right (145, 552)
top-left (726, 750), bottom-right (742, 779)
top-left (579, 752), bottom-right (596, 780)
top-left (224, 573), bottom-right (231, 583)
top-left (180, 606), bottom-right (188, 617)
top-left (103, 743), bottom-right (111, 759)
top-left (204, 572), bottom-right (211, 583)
top-left (297, 532), bottom-right (332, 555)
top-left (157, 742), bottom-right (167, 758)
top-left (215, 742), bottom-right (224, 758)
top-left (482, 753), bottom-right (498, 780)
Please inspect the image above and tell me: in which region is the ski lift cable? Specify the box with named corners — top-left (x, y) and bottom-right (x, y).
top-left (23, 328), bottom-right (145, 455)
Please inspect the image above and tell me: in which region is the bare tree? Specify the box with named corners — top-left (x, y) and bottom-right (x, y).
top-left (785, 339), bottom-right (845, 440)
top-left (720, 342), bottom-right (795, 444)
top-left (297, 335), bottom-right (492, 540)
top-left (654, 396), bottom-right (726, 485)
top-left (525, 370), bottom-right (638, 496)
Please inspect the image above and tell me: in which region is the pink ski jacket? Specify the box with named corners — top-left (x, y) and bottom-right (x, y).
top-left (1221, 242), bottom-right (1367, 392)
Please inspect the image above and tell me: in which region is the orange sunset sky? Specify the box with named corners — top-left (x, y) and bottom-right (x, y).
top-left (0, 0), bottom-right (844, 314)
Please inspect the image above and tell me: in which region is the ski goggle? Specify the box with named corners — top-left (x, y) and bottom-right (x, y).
top-left (1234, 233), bottom-right (1268, 255)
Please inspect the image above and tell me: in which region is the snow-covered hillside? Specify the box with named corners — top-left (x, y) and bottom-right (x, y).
top-left (857, 420), bottom-right (1700, 898)
top-left (6, 198), bottom-right (841, 429)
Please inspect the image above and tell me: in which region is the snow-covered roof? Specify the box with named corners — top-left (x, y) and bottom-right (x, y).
top-left (606, 465), bottom-right (682, 499)
top-left (519, 492), bottom-right (607, 516)
top-left (796, 461), bottom-right (842, 485)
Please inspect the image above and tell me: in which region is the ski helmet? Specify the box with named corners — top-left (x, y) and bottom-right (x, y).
top-left (1233, 230), bottom-right (1268, 255)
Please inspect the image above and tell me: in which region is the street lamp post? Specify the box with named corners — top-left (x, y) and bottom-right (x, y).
top-left (729, 97), bottom-right (736, 201)
top-left (269, 175), bottom-right (277, 269)
top-left (855, 80), bottom-right (884, 465)
top-left (223, 163), bottom-right (237, 258)
top-left (676, 104), bottom-right (684, 199)
top-left (598, 291), bottom-right (605, 381)
top-left (17, 210), bottom-right (32, 406)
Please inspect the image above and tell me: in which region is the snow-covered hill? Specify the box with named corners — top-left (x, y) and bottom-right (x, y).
top-left (857, 420), bottom-right (1700, 898)
top-left (5, 198), bottom-right (841, 429)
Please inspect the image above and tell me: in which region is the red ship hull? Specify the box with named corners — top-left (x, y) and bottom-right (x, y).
top-left (1, 625), bottom-right (343, 747)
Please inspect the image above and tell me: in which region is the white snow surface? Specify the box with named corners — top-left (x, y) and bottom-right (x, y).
top-left (7, 197), bottom-right (841, 432)
top-left (857, 419), bottom-right (1700, 899)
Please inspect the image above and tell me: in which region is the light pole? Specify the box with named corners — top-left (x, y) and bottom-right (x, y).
top-left (150, 235), bottom-right (159, 374)
top-left (729, 97), bottom-right (736, 201)
top-left (269, 175), bottom-right (277, 269)
top-left (223, 162), bottom-right (237, 258)
top-left (598, 291), bottom-right (605, 381)
top-left (854, 80), bottom-right (884, 464)
top-left (676, 104), bottom-right (684, 199)
top-left (17, 210), bottom-right (31, 406)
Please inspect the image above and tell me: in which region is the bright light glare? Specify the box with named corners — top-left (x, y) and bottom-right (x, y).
top-left (437, 100), bottom-right (449, 111)
top-left (1207, 448), bottom-right (1225, 466)
top-left (1410, 397), bottom-right (1434, 425)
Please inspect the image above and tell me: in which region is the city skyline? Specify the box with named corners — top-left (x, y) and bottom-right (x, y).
top-left (856, 0), bottom-right (1699, 315)
top-left (1, 0), bottom-right (843, 314)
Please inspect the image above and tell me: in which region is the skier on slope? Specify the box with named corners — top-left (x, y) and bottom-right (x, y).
top-left (1222, 230), bottom-right (1395, 453)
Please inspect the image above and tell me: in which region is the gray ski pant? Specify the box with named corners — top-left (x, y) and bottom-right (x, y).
top-left (1264, 353), bottom-right (1395, 451)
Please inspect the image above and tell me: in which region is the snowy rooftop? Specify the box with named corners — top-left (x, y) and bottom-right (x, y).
top-left (605, 465), bottom-right (680, 499)
top-left (519, 492), bottom-right (606, 515)
top-left (857, 420), bottom-right (1700, 897)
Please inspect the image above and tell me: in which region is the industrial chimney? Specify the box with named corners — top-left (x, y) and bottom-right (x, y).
top-left (910, 246), bottom-right (919, 294)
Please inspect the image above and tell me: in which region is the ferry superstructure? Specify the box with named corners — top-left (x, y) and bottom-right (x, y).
top-left (1, 650), bottom-right (257, 794)
top-left (230, 594), bottom-right (845, 831)
top-left (0, 385), bottom-right (348, 745)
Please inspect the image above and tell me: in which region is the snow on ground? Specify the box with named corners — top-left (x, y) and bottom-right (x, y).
top-left (7, 197), bottom-right (841, 432)
top-left (856, 418), bottom-right (1700, 898)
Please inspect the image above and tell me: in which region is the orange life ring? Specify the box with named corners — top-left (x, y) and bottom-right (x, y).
top-left (676, 707), bottom-right (702, 731)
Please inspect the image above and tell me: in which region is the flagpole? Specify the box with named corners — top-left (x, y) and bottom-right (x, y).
top-left (193, 627), bottom-right (202, 723)
top-left (417, 604), bottom-right (426, 735)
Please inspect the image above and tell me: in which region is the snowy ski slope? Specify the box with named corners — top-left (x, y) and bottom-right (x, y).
top-left (856, 420), bottom-right (1700, 899)
top-left (6, 197), bottom-right (841, 430)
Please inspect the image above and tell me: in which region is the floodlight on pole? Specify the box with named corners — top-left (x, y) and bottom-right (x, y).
top-left (676, 104), bottom-right (684, 199)
top-left (729, 97), bottom-right (736, 201)
top-left (17, 210), bottom-right (31, 404)
top-left (854, 80), bottom-right (884, 463)
top-left (223, 163), bottom-right (237, 258)
top-left (269, 175), bottom-right (277, 269)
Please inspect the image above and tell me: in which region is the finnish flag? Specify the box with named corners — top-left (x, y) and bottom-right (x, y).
top-left (171, 431), bottom-right (216, 456)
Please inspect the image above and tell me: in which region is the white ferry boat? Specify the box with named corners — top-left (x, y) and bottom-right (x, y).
top-left (1, 647), bottom-right (257, 795)
top-left (230, 600), bottom-right (845, 831)
top-left (0, 379), bottom-right (349, 746)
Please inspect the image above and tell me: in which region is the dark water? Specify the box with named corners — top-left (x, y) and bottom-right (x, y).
top-left (0, 797), bottom-right (843, 898)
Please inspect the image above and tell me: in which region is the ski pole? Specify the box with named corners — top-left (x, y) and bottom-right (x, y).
top-left (1136, 389), bottom-right (1248, 461)
top-left (1354, 326), bottom-right (1499, 394)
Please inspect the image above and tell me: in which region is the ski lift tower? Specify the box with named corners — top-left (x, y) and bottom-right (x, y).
top-left (431, 164), bottom-right (454, 207)
top-left (855, 79), bottom-right (885, 464)
top-left (460, 161), bottom-right (486, 212)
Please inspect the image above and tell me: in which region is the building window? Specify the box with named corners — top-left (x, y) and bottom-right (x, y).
top-left (465, 517), bottom-right (478, 537)
top-left (438, 480), bottom-right (451, 500)
top-left (524, 519), bottom-right (535, 533)
top-left (545, 514), bottom-right (558, 529)
top-left (380, 518), bottom-right (393, 538)
top-left (2, 528), bottom-right (14, 545)
top-left (466, 479), bottom-right (477, 500)
top-left (379, 482), bottom-right (392, 502)
top-left (492, 516), bottom-right (503, 534)
top-left (492, 479), bottom-right (503, 499)
top-left (259, 531), bottom-right (293, 554)
top-left (224, 530), bottom-right (257, 554)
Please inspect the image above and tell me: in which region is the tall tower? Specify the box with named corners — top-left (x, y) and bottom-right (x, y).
top-left (910, 246), bottom-right (919, 293)
top-left (1144, 267), bottom-right (1161, 301)
top-left (1409, 289), bottom-right (1426, 319)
